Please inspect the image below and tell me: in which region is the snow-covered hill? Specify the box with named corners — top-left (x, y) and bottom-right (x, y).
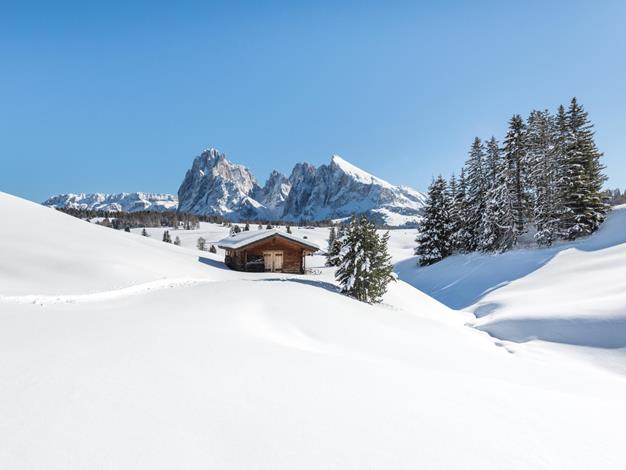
top-left (43, 192), bottom-right (178, 212)
top-left (2, 191), bottom-right (626, 469)
top-left (396, 205), bottom-right (626, 348)
top-left (177, 148), bottom-right (425, 225)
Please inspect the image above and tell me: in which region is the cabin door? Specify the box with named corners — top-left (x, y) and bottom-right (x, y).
top-left (263, 251), bottom-right (283, 272)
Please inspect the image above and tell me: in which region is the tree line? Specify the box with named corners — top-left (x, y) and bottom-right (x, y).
top-left (417, 97), bottom-right (608, 266)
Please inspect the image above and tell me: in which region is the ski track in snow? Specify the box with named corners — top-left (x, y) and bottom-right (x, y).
top-left (0, 278), bottom-right (216, 305)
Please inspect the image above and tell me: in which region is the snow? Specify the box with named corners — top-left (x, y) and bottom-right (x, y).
top-left (216, 228), bottom-right (320, 250)
top-left (2, 191), bottom-right (626, 469)
top-left (397, 204), bottom-right (626, 349)
top-left (331, 154), bottom-right (394, 188)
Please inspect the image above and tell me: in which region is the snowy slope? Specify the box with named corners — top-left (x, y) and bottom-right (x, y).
top-left (397, 205), bottom-right (626, 348)
top-left (43, 192), bottom-right (178, 212)
top-left (0, 192), bottom-right (233, 296)
top-left (2, 192), bottom-right (626, 468)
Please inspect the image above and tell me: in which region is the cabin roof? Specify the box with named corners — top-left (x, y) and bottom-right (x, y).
top-left (217, 228), bottom-right (320, 251)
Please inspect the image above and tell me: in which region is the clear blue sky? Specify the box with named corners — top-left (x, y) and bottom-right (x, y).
top-left (1, 0), bottom-right (625, 202)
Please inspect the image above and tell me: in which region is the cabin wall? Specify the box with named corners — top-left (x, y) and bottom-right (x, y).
top-left (224, 237), bottom-right (308, 273)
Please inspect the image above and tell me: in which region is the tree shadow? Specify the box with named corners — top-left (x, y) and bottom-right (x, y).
top-left (255, 277), bottom-right (341, 294)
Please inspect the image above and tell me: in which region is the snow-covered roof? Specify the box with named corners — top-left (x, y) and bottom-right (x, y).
top-left (217, 229), bottom-right (320, 251)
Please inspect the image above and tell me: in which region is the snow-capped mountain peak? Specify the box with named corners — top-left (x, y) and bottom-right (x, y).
top-left (177, 149), bottom-right (425, 225)
top-left (42, 192), bottom-right (178, 212)
top-left (330, 154), bottom-right (393, 189)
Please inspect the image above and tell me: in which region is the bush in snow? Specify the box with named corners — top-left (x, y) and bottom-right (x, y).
top-left (197, 237), bottom-right (206, 251)
top-left (209, 244), bottom-right (217, 254)
top-left (141, 228), bottom-right (150, 237)
top-left (335, 217), bottom-right (395, 304)
top-left (173, 235), bottom-right (181, 246)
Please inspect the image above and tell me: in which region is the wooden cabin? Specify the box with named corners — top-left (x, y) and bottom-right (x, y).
top-left (217, 229), bottom-right (319, 274)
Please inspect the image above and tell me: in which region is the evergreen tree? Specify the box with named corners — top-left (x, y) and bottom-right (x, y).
top-left (415, 176), bottom-right (453, 265)
top-left (197, 237), bottom-right (206, 251)
top-left (527, 110), bottom-right (559, 246)
top-left (449, 168), bottom-right (472, 252)
top-left (209, 244), bottom-right (217, 254)
top-left (336, 217), bottom-right (395, 303)
top-left (162, 230), bottom-right (172, 243)
top-left (478, 143), bottom-right (516, 252)
top-left (286, 225), bottom-right (292, 234)
top-left (326, 226), bottom-right (343, 267)
top-left (561, 98), bottom-right (608, 239)
top-left (464, 137), bottom-right (487, 250)
top-left (124, 226), bottom-right (131, 233)
top-left (503, 114), bottom-right (529, 239)
top-left (233, 224), bottom-right (241, 234)
top-left (141, 228), bottom-right (150, 237)
top-left (244, 223), bottom-right (250, 231)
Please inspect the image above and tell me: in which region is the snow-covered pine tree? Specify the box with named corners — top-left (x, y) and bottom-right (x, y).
top-left (526, 109), bottom-right (559, 246)
top-left (464, 137), bottom-right (487, 250)
top-left (286, 226), bottom-right (292, 234)
top-left (415, 176), bottom-right (453, 265)
top-left (503, 115), bottom-right (529, 240)
top-left (560, 98), bottom-right (608, 239)
top-left (336, 217), bottom-right (395, 303)
top-left (478, 141), bottom-right (516, 251)
top-left (449, 168), bottom-right (472, 253)
top-left (233, 224), bottom-right (241, 234)
top-left (197, 237), bottom-right (206, 251)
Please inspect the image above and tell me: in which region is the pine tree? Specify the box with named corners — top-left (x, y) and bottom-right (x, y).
top-left (233, 224), bottom-right (241, 234)
top-left (209, 244), bottom-right (217, 254)
top-left (478, 142), bottom-right (516, 251)
top-left (561, 98), bottom-right (608, 239)
top-left (197, 237), bottom-right (206, 251)
top-left (336, 217), bottom-right (395, 303)
top-left (325, 226), bottom-right (342, 267)
top-left (449, 168), bottom-right (472, 252)
top-left (244, 223), bottom-right (250, 231)
top-left (162, 230), bottom-right (171, 243)
top-left (286, 225), bottom-right (292, 234)
top-left (141, 228), bottom-right (150, 237)
top-left (527, 110), bottom-right (559, 246)
top-left (464, 137), bottom-right (487, 250)
top-left (503, 114), bottom-right (529, 240)
top-left (415, 176), bottom-right (453, 265)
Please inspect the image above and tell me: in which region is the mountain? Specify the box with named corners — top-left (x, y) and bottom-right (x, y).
top-left (42, 192), bottom-right (178, 212)
top-left (177, 148), bottom-right (264, 220)
top-left (177, 148), bottom-right (425, 225)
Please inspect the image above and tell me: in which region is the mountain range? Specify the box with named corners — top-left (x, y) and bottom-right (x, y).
top-left (42, 192), bottom-right (178, 213)
top-left (177, 148), bottom-right (425, 225)
top-left (43, 148), bottom-right (425, 226)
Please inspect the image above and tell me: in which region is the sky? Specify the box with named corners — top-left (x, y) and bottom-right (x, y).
top-left (1, 0), bottom-right (625, 202)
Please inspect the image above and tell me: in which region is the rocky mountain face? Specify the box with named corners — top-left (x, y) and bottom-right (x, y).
top-left (42, 192), bottom-right (178, 212)
top-left (177, 148), bottom-right (425, 226)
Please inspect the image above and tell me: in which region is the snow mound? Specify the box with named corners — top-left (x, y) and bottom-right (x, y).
top-left (397, 205), bottom-right (626, 348)
top-left (0, 192), bottom-right (229, 296)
